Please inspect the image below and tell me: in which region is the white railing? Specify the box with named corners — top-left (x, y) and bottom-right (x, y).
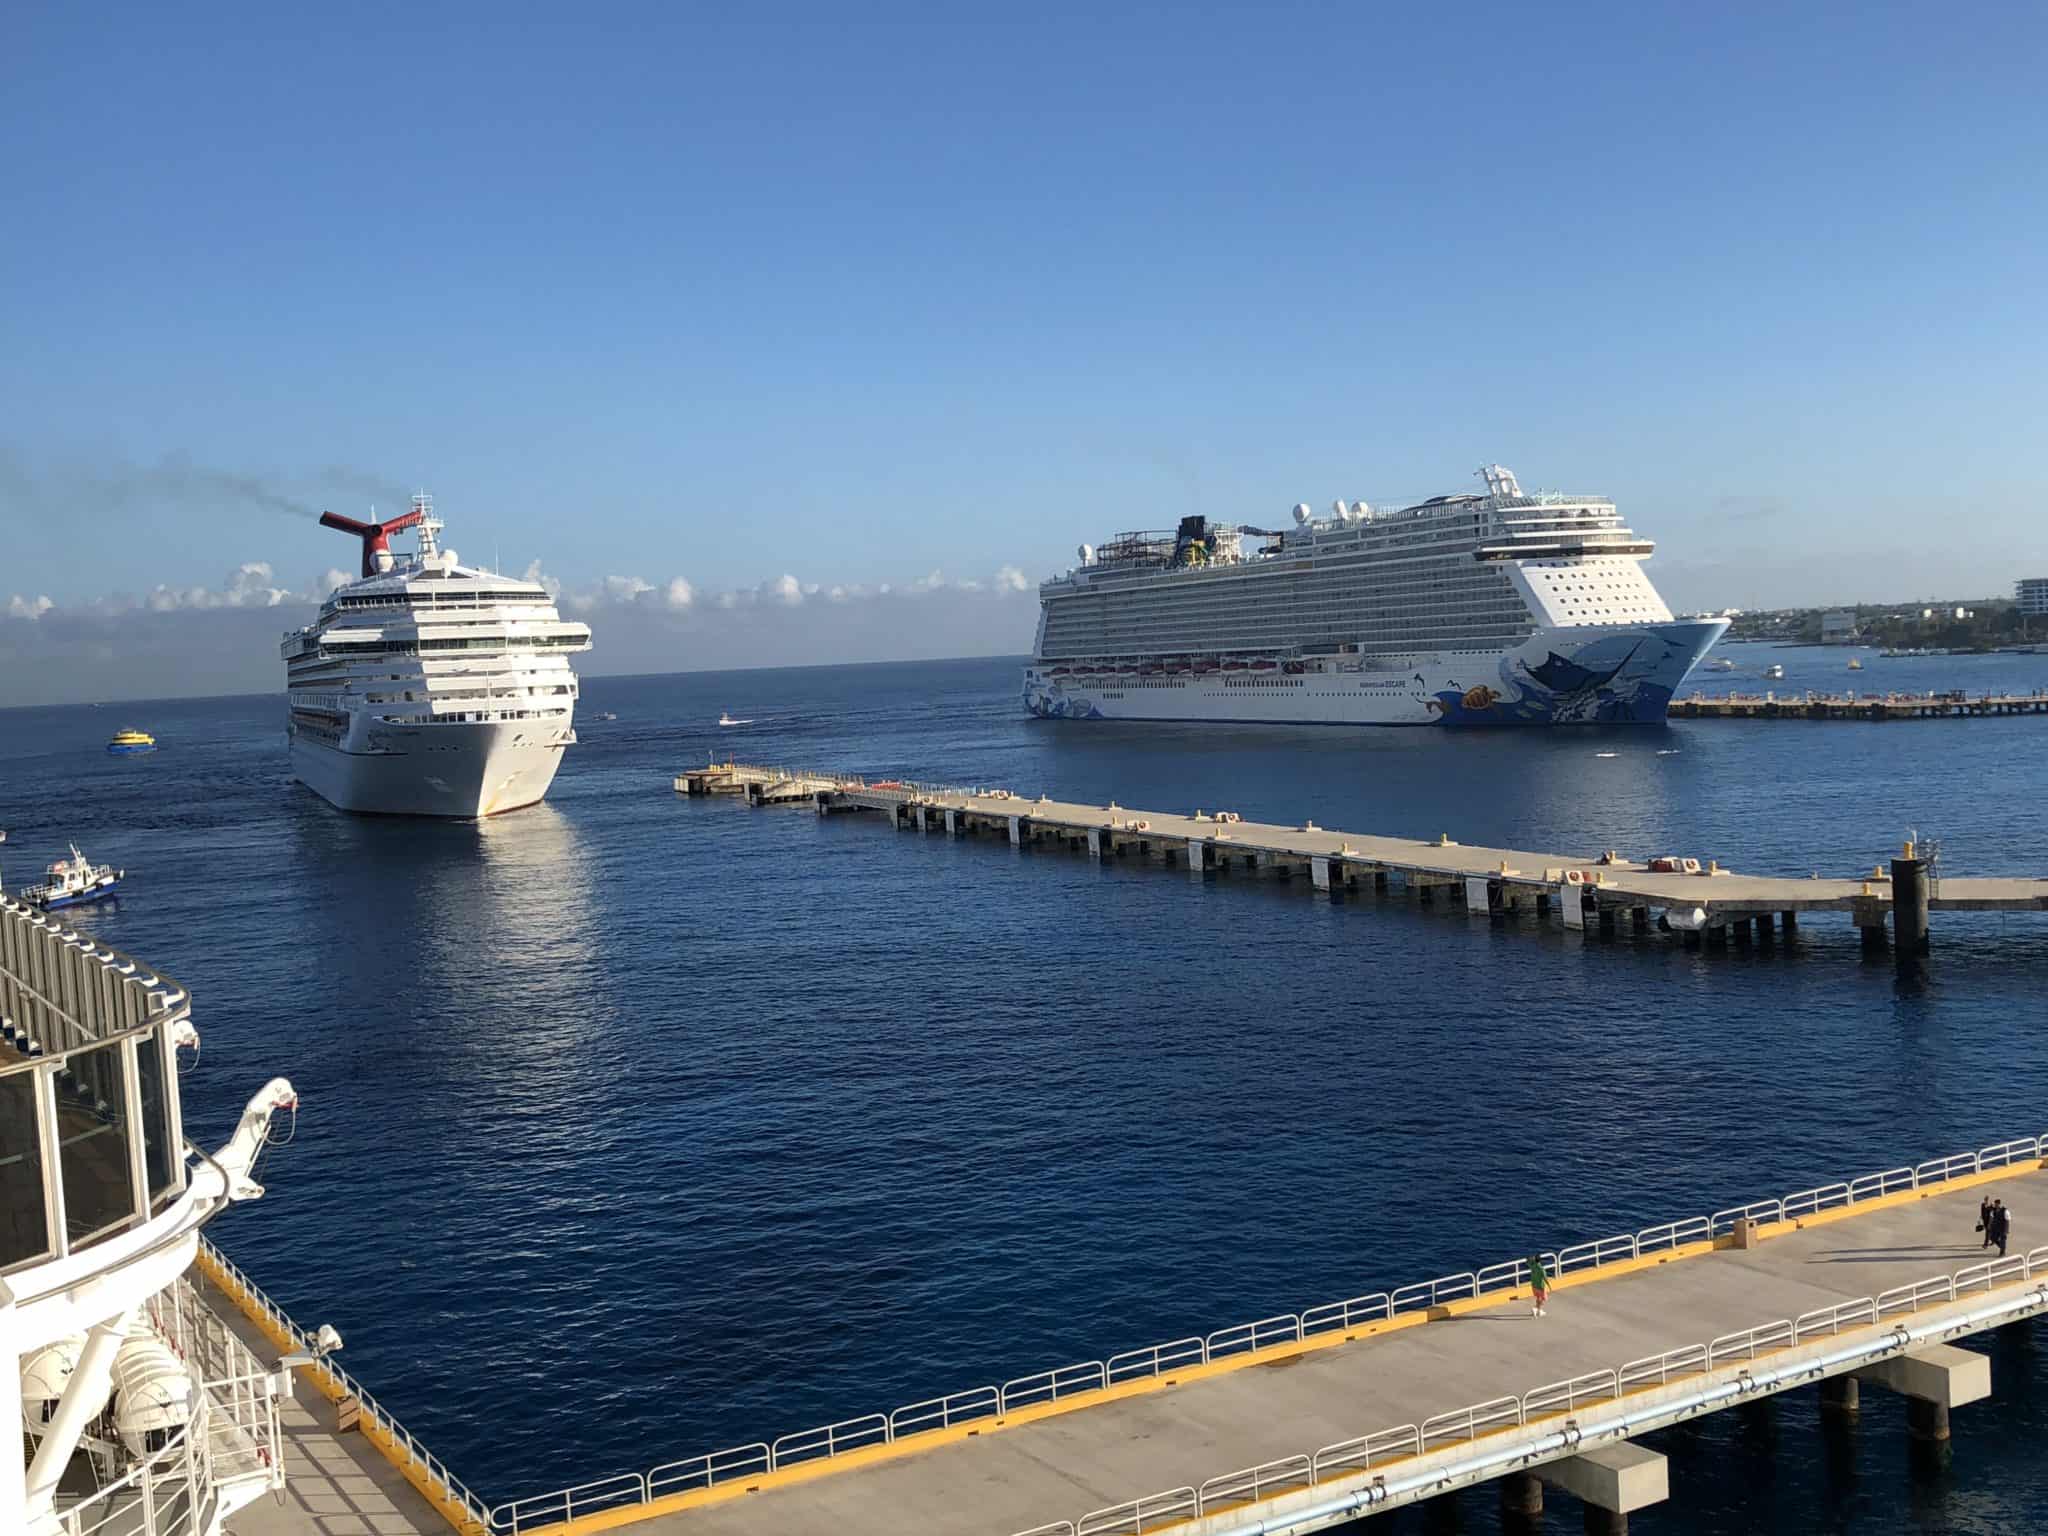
top-left (1049, 1242), bottom-right (2048, 1536)
top-left (489, 1131), bottom-right (2048, 1534)
top-left (197, 1236), bottom-right (490, 1533)
top-left (57, 1406), bottom-right (212, 1536)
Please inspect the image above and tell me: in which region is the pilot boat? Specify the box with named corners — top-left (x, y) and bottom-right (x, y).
top-left (18, 843), bottom-right (124, 909)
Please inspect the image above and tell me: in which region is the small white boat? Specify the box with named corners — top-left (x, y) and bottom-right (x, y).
top-left (595, 711), bottom-right (618, 722)
top-left (17, 844), bottom-right (124, 910)
top-left (1763, 664), bottom-right (1785, 680)
top-left (718, 711), bottom-right (753, 727)
top-left (1704, 658), bottom-right (1736, 671)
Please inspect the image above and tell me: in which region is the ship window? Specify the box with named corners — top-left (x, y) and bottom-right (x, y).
top-left (56, 1042), bottom-right (137, 1244)
top-left (0, 1069), bottom-right (51, 1267)
top-left (136, 1029), bottom-right (181, 1209)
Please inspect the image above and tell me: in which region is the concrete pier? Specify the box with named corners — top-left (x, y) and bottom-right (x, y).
top-left (686, 763), bottom-right (2048, 963)
top-left (491, 1132), bottom-right (2048, 1536)
top-left (1542, 1442), bottom-right (1667, 1534)
top-left (1670, 688), bottom-right (2048, 721)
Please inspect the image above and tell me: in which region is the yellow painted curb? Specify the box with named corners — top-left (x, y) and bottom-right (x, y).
top-left (195, 1245), bottom-right (486, 1536)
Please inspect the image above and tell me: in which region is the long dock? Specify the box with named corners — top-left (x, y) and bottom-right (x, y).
top-left (1670, 688), bottom-right (2048, 720)
top-left (489, 1134), bottom-right (2048, 1536)
top-left (677, 762), bottom-right (2048, 971)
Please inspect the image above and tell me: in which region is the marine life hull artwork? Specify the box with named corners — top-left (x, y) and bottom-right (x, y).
top-left (1023, 620), bottom-right (1726, 726)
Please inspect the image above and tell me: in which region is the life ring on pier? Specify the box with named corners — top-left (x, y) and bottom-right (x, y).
top-left (1133, 820), bottom-right (1151, 832)
top-left (1681, 858), bottom-right (1703, 875)
top-left (1564, 869), bottom-right (1586, 886)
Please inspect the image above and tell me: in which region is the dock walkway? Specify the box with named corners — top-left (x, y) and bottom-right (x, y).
top-left (490, 1138), bottom-right (2048, 1536)
top-left (1670, 688), bottom-right (2048, 721)
top-left (678, 763), bottom-right (2048, 966)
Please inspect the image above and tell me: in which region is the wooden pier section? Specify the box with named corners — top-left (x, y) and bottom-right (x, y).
top-left (1670, 688), bottom-right (2048, 721)
top-left (677, 762), bottom-right (2048, 969)
top-left (489, 1137), bottom-right (2048, 1536)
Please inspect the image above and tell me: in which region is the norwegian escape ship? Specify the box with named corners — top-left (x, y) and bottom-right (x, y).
top-left (282, 495), bottom-right (592, 817)
top-left (1025, 465), bottom-right (1727, 726)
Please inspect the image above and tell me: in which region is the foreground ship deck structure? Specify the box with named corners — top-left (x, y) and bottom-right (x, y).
top-left (2, 894), bottom-right (299, 1536)
top-left (282, 494), bottom-right (592, 817)
top-left (1025, 464), bottom-right (1725, 726)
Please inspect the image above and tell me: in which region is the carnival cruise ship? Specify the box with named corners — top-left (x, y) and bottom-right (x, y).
top-left (281, 495), bottom-right (592, 816)
top-left (1024, 465), bottom-right (1725, 727)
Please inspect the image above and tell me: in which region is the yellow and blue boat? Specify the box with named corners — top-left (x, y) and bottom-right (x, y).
top-left (107, 728), bottom-right (156, 755)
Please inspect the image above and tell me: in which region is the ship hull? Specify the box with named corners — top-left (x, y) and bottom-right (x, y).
top-left (1023, 620), bottom-right (1727, 727)
top-left (288, 718), bottom-right (571, 817)
top-left (36, 878), bottom-right (121, 910)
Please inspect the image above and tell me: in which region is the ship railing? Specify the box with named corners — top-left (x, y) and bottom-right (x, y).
top-left (55, 1388), bottom-right (227, 1536)
top-left (488, 1130), bottom-right (2048, 1535)
top-left (197, 1235), bottom-right (493, 1534)
top-left (0, 896), bottom-right (189, 1056)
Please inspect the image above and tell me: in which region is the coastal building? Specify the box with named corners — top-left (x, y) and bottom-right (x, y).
top-left (2017, 578), bottom-right (2048, 617)
top-left (1820, 609), bottom-right (1857, 642)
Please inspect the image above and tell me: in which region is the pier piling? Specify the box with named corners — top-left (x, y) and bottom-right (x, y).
top-left (1892, 845), bottom-right (1931, 970)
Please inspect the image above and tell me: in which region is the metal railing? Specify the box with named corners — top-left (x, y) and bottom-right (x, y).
top-left (1051, 1243), bottom-right (2048, 1536)
top-left (489, 1131), bottom-right (2048, 1534)
top-left (196, 1236), bottom-right (492, 1534)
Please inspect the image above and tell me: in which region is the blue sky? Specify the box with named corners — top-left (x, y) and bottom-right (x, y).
top-left (3, 2), bottom-right (2046, 688)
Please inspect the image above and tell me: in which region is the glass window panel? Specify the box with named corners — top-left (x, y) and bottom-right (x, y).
top-left (135, 1029), bottom-right (180, 1209)
top-left (57, 1041), bottom-right (136, 1244)
top-left (0, 1070), bottom-right (51, 1268)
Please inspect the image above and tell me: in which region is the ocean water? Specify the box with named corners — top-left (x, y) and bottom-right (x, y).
top-left (5, 642), bottom-right (2048, 1534)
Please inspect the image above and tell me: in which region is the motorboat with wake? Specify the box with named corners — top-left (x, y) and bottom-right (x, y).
top-left (719, 711), bottom-right (753, 726)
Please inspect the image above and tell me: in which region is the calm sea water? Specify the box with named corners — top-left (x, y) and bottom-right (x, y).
top-left (5, 643), bottom-right (2048, 1534)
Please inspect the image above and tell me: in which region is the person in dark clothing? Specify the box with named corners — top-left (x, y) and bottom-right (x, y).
top-left (1993, 1202), bottom-right (2011, 1259)
top-left (1981, 1196), bottom-right (1997, 1247)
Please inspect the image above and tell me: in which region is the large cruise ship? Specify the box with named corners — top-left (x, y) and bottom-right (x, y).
top-left (1025, 465), bottom-right (1726, 726)
top-left (281, 494), bottom-right (592, 816)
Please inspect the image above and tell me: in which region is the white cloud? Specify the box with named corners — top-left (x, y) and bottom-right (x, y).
top-left (140, 561), bottom-right (300, 612)
top-left (522, 560), bottom-right (564, 599)
top-left (11, 555), bottom-right (1041, 630)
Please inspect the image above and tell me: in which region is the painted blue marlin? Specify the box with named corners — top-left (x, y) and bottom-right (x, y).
top-left (1526, 640), bottom-right (1643, 694)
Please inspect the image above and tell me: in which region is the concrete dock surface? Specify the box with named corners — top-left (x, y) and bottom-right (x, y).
top-left (608, 1169), bottom-right (2045, 1536)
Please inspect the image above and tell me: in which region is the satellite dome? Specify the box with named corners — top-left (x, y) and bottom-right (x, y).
top-left (1331, 500), bottom-right (1349, 519)
top-left (1354, 500), bottom-right (1371, 521)
top-left (1293, 503), bottom-right (1313, 526)
top-left (1078, 543), bottom-right (1094, 564)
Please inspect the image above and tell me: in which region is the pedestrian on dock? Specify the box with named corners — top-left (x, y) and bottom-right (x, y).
top-left (1993, 1202), bottom-right (2011, 1259)
top-left (1527, 1255), bottom-right (1551, 1317)
top-left (1980, 1196), bottom-right (1996, 1247)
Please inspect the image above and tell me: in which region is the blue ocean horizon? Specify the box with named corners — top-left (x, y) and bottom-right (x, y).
top-left (6, 645), bottom-right (2048, 1533)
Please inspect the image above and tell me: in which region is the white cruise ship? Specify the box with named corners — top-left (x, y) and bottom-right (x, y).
top-left (1025, 465), bottom-right (1726, 726)
top-left (281, 494), bottom-right (592, 816)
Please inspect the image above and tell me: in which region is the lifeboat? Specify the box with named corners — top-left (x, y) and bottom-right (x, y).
top-left (111, 1329), bottom-right (195, 1457)
top-left (1222, 660), bottom-right (1249, 672)
top-left (20, 1335), bottom-right (104, 1430)
top-left (1251, 659), bottom-right (1279, 671)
